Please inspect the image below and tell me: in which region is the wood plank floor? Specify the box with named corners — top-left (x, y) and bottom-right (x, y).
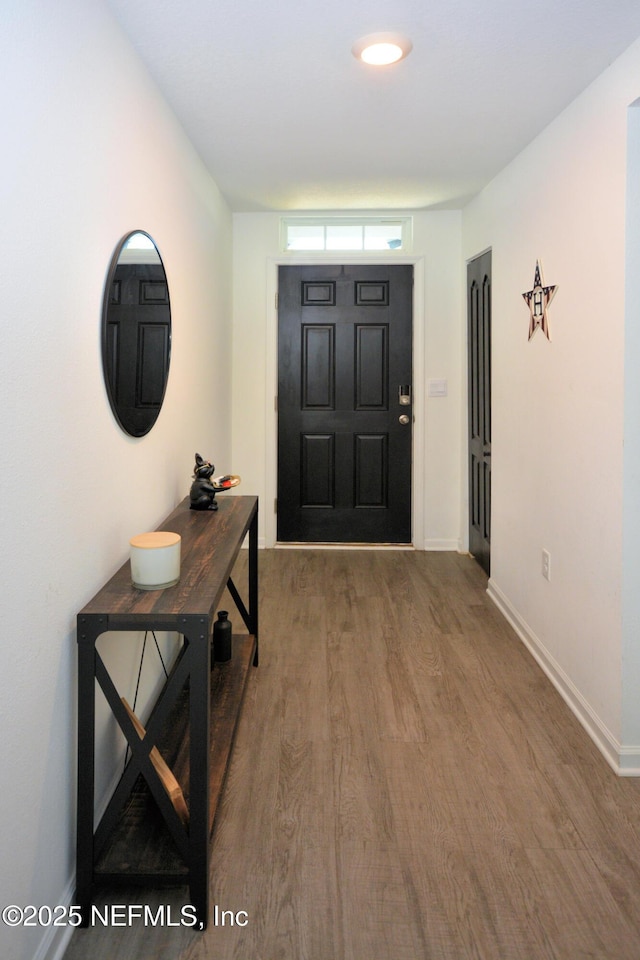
top-left (63, 549), bottom-right (640, 960)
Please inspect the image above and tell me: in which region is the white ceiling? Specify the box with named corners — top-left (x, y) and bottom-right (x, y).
top-left (106, 0), bottom-right (640, 212)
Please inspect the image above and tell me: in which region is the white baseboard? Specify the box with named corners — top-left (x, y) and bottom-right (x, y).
top-left (34, 755), bottom-right (132, 960)
top-left (487, 578), bottom-right (640, 777)
top-left (32, 876), bottom-right (76, 960)
top-left (424, 538), bottom-right (461, 551)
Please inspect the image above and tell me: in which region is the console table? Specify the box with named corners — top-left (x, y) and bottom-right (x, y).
top-left (75, 495), bottom-right (258, 928)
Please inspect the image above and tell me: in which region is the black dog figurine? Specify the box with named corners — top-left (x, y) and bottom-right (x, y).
top-left (189, 453), bottom-right (218, 511)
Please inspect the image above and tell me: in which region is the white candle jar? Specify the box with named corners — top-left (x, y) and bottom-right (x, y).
top-left (129, 531), bottom-right (181, 590)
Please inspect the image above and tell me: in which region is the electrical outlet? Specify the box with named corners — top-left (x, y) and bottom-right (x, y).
top-left (542, 549), bottom-right (551, 581)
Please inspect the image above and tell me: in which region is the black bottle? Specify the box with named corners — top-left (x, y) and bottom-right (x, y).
top-left (213, 610), bottom-right (232, 662)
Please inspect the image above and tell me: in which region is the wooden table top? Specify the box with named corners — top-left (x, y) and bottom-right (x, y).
top-left (78, 495), bottom-right (257, 624)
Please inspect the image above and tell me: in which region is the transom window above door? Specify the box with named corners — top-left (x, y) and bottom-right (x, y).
top-left (281, 217), bottom-right (412, 253)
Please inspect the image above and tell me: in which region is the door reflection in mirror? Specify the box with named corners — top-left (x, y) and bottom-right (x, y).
top-left (102, 231), bottom-right (171, 437)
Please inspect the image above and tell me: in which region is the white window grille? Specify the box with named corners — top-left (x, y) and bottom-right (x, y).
top-left (281, 217), bottom-right (412, 253)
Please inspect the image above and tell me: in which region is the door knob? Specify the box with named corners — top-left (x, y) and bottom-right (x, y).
top-left (399, 414), bottom-right (410, 425)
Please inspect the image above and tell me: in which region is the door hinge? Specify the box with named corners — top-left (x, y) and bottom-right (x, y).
top-left (274, 395), bottom-right (278, 412)
top-left (274, 498), bottom-right (278, 513)
top-left (275, 292), bottom-right (279, 309)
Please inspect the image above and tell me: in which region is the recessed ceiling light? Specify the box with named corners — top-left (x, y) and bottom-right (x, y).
top-left (352, 33), bottom-right (412, 67)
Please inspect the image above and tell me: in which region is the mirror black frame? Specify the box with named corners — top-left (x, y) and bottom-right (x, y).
top-left (101, 230), bottom-right (172, 437)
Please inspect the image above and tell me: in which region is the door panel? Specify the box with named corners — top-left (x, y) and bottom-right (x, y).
top-left (301, 434), bottom-right (335, 507)
top-left (356, 325), bottom-right (388, 408)
top-left (278, 264), bottom-right (412, 543)
top-left (467, 251), bottom-right (492, 574)
top-left (354, 434), bottom-right (388, 506)
top-left (302, 326), bottom-right (334, 408)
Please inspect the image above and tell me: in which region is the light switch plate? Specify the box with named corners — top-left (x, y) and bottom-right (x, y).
top-left (428, 378), bottom-right (448, 398)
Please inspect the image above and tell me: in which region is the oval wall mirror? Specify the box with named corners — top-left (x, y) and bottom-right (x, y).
top-left (102, 231), bottom-right (171, 437)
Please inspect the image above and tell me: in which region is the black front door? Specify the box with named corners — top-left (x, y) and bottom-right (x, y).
top-left (277, 264), bottom-right (413, 543)
top-left (467, 250), bottom-right (492, 574)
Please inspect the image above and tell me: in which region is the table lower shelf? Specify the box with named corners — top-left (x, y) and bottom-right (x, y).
top-left (94, 633), bottom-right (256, 883)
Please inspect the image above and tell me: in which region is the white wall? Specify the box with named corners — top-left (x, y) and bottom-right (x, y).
top-left (231, 210), bottom-right (463, 550)
top-left (462, 37), bottom-right (640, 771)
top-left (0, 2), bottom-right (231, 958)
top-left (622, 99), bottom-right (640, 764)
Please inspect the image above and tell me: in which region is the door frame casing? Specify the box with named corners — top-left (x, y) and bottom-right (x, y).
top-left (265, 255), bottom-right (425, 549)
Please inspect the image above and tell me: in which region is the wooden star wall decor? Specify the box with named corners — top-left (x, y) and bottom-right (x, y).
top-left (522, 260), bottom-right (557, 340)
